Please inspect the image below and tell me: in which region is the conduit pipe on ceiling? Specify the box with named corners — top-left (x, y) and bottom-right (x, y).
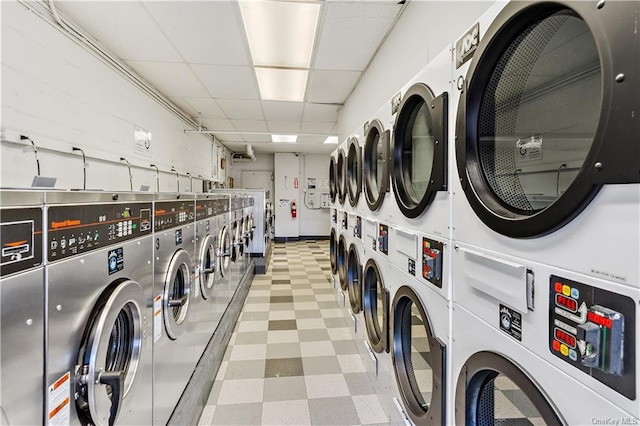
top-left (40, 0), bottom-right (229, 153)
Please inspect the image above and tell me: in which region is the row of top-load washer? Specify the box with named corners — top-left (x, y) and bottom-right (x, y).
top-left (329, 1), bottom-right (639, 425)
top-left (0, 189), bottom-right (257, 425)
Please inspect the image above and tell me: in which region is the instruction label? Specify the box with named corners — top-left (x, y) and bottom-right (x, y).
top-left (48, 372), bottom-right (70, 426)
top-left (499, 304), bottom-right (522, 341)
top-left (134, 126), bottom-right (152, 158)
top-left (154, 294), bottom-right (162, 342)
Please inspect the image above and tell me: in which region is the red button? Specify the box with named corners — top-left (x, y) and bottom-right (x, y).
top-left (552, 340), bottom-right (561, 351)
top-left (554, 282), bottom-right (563, 293)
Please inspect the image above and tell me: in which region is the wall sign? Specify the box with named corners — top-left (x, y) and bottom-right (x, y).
top-left (134, 126), bottom-right (152, 157)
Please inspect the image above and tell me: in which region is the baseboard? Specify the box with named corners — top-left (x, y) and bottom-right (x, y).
top-left (274, 235), bottom-right (329, 243)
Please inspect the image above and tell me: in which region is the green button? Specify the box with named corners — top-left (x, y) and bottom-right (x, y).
top-left (132, 224), bottom-right (137, 230)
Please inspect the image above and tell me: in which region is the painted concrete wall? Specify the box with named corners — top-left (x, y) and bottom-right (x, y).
top-left (1, 1), bottom-right (229, 192)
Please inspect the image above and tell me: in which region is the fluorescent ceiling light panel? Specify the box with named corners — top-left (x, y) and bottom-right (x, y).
top-left (272, 134), bottom-right (297, 143)
top-left (240, 0), bottom-right (320, 68)
top-left (323, 136), bottom-right (338, 144)
top-left (255, 68), bottom-right (308, 102)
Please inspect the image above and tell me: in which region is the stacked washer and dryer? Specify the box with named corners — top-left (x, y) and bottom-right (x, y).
top-left (329, 1), bottom-right (639, 423)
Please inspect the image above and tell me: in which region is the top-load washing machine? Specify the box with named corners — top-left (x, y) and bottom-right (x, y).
top-left (451, 1), bottom-right (639, 422)
top-left (0, 190), bottom-right (45, 425)
top-left (152, 192), bottom-right (197, 425)
top-left (45, 191), bottom-right (154, 426)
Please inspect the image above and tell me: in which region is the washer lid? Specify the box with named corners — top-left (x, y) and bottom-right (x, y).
top-left (456, 1), bottom-right (640, 237)
top-left (75, 279), bottom-right (145, 426)
top-left (392, 83), bottom-right (448, 219)
top-left (346, 138), bottom-right (362, 208)
top-left (363, 120), bottom-right (390, 212)
top-left (163, 249), bottom-right (191, 339)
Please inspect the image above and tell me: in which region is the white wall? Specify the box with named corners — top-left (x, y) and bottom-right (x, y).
top-left (339, 0), bottom-right (494, 139)
top-left (1, 1), bottom-right (229, 191)
top-left (237, 153), bottom-right (330, 238)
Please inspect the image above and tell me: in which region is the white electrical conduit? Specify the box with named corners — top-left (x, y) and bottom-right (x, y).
top-left (32, 0), bottom-right (229, 153)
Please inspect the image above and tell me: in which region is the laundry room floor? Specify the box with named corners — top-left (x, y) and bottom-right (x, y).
top-left (198, 240), bottom-right (391, 426)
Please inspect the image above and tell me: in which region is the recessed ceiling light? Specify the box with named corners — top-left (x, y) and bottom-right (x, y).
top-left (323, 136), bottom-right (338, 144)
top-left (239, 0), bottom-right (320, 68)
top-left (255, 68), bottom-right (308, 102)
top-left (272, 134), bottom-right (297, 143)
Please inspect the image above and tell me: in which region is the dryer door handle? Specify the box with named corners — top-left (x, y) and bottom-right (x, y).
top-left (98, 370), bottom-right (124, 426)
top-left (168, 294), bottom-right (188, 308)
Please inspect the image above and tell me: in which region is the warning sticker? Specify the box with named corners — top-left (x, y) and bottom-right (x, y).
top-left (154, 294), bottom-right (162, 342)
top-left (48, 372), bottom-right (70, 426)
top-left (515, 135), bottom-right (543, 163)
top-left (499, 304), bottom-right (522, 341)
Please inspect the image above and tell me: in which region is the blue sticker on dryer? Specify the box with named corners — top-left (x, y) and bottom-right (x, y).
top-left (107, 247), bottom-right (123, 275)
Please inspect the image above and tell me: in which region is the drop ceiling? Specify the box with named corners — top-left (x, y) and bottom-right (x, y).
top-left (56, 0), bottom-right (404, 154)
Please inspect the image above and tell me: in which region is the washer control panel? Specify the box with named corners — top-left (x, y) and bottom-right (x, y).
top-left (154, 200), bottom-right (194, 232)
top-left (196, 198), bottom-right (228, 221)
top-left (378, 224), bottom-right (388, 255)
top-left (549, 275), bottom-right (636, 399)
top-left (422, 238), bottom-right (443, 288)
top-left (48, 202), bottom-right (152, 262)
top-left (1, 207), bottom-right (43, 276)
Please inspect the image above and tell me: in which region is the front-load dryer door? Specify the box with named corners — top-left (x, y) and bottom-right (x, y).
top-left (329, 157), bottom-right (337, 203)
top-left (218, 225), bottom-right (231, 278)
top-left (346, 138), bottom-right (362, 208)
top-left (455, 2), bottom-right (639, 237)
top-left (337, 149), bottom-right (347, 205)
top-left (76, 279), bottom-right (145, 426)
top-left (231, 221), bottom-right (239, 262)
top-left (163, 249), bottom-right (191, 339)
top-left (392, 83), bottom-right (448, 219)
top-left (455, 352), bottom-right (562, 425)
top-left (346, 244), bottom-right (362, 314)
top-left (392, 286), bottom-right (445, 425)
top-left (363, 259), bottom-right (389, 353)
top-left (337, 235), bottom-right (347, 291)
top-left (329, 229), bottom-right (337, 275)
top-left (249, 214), bottom-right (254, 241)
top-left (363, 120), bottom-right (390, 212)
top-left (198, 234), bottom-right (217, 300)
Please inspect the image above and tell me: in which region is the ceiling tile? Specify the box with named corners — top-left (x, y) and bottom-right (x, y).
top-left (58, 2), bottom-right (182, 62)
top-left (225, 142), bottom-right (250, 152)
top-left (314, 2), bottom-right (402, 71)
top-left (169, 97), bottom-right (198, 117)
top-left (241, 134), bottom-right (272, 143)
top-left (216, 99), bottom-right (264, 120)
top-left (267, 121), bottom-right (301, 133)
top-left (183, 98), bottom-right (226, 119)
top-left (217, 134), bottom-right (244, 143)
top-left (143, 2), bottom-right (250, 66)
top-left (232, 120), bottom-right (268, 132)
top-left (201, 118), bottom-right (236, 132)
top-left (125, 61), bottom-right (207, 98)
top-left (191, 65), bottom-right (259, 100)
top-left (302, 103), bottom-right (340, 122)
top-left (300, 121), bottom-right (336, 134)
top-left (307, 70), bottom-right (361, 104)
top-left (261, 101), bottom-right (304, 121)
top-left (297, 135), bottom-right (327, 144)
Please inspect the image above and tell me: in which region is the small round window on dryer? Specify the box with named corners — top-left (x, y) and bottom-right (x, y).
top-left (363, 120), bottom-right (389, 211)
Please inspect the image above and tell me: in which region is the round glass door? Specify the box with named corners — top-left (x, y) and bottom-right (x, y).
top-left (392, 286), bottom-right (444, 424)
top-left (248, 214), bottom-right (254, 241)
top-left (337, 150), bottom-right (347, 205)
top-left (363, 259), bottom-right (388, 353)
top-left (337, 235), bottom-right (347, 291)
top-left (346, 244), bottom-right (361, 314)
top-left (363, 120), bottom-right (389, 211)
top-left (76, 280), bottom-right (144, 426)
top-left (199, 234), bottom-right (217, 300)
top-left (346, 138), bottom-right (362, 208)
top-left (329, 157), bottom-right (337, 203)
top-left (329, 229), bottom-right (337, 275)
top-left (218, 225), bottom-right (231, 278)
top-left (163, 249), bottom-right (191, 339)
top-left (393, 83), bottom-right (447, 219)
top-left (454, 2), bottom-right (637, 237)
top-left (231, 220), bottom-right (240, 262)
top-left (456, 353), bottom-right (562, 424)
